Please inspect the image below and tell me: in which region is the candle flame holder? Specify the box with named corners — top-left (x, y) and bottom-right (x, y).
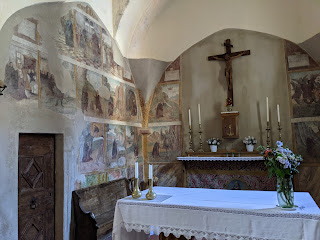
top-left (278, 122), bottom-right (282, 141)
top-left (188, 126), bottom-right (194, 153)
top-left (132, 178), bottom-right (142, 199)
top-left (266, 121), bottom-right (271, 148)
top-left (198, 124), bottom-right (204, 152)
top-left (146, 179), bottom-right (157, 200)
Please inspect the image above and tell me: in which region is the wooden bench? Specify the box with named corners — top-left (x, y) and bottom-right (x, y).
top-left (72, 178), bottom-right (132, 240)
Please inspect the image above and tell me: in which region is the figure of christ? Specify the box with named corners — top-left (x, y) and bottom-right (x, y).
top-left (208, 39), bottom-right (250, 105)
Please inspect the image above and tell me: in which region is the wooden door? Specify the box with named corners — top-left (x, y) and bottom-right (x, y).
top-left (18, 134), bottom-right (55, 240)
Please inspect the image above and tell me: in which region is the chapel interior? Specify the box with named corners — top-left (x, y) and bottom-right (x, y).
top-left (1, 1), bottom-right (320, 240)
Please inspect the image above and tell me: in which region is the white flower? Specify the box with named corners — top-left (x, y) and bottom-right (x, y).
top-left (276, 141), bottom-right (283, 147)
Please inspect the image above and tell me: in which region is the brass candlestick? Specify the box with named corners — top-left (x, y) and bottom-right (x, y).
top-left (278, 122), bottom-right (282, 141)
top-left (188, 126), bottom-right (194, 152)
top-left (146, 179), bottom-right (157, 200)
top-left (198, 124), bottom-right (204, 152)
top-left (132, 178), bottom-right (142, 199)
top-left (266, 121), bottom-right (271, 148)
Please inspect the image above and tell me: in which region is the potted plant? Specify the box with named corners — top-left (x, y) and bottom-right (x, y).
top-left (258, 141), bottom-right (302, 208)
top-left (243, 136), bottom-right (257, 152)
top-left (226, 97), bottom-right (233, 111)
top-left (207, 138), bottom-right (221, 152)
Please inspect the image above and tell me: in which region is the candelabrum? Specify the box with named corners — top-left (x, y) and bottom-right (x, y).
top-left (278, 122), bottom-right (282, 141)
top-left (188, 126), bottom-right (194, 152)
top-left (146, 179), bottom-right (157, 200)
top-left (132, 178), bottom-right (142, 199)
top-left (198, 124), bottom-right (204, 152)
top-left (266, 121), bottom-right (271, 148)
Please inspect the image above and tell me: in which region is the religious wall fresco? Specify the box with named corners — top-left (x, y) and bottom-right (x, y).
top-left (102, 28), bottom-right (114, 72)
top-left (153, 163), bottom-right (183, 187)
top-left (40, 57), bottom-right (76, 115)
top-left (79, 122), bottom-right (105, 173)
top-left (13, 18), bottom-right (39, 45)
top-left (103, 76), bottom-right (124, 120)
top-left (84, 173), bottom-right (107, 187)
top-left (107, 169), bottom-right (126, 181)
top-left (75, 11), bottom-right (101, 69)
top-left (125, 85), bottom-right (138, 122)
top-left (289, 70), bottom-right (320, 118)
top-left (148, 125), bottom-right (181, 162)
top-left (159, 57), bottom-right (181, 83)
top-left (294, 121), bottom-right (320, 163)
top-left (78, 67), bottom-right (107, 118)
top-left (105, 124), bottom-right (126, 169)
top-left (55, 10), bottom-right (74, 58)
top-left (149, 84), bottom-right (180, 123)
top-left (126, 126), bottom-right (142, 166)
top-left (5, 43), bottom-right (38, 101)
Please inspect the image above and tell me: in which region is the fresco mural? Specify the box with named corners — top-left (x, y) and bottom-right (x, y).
top-left (55, 10), bottom-right (74, 58)
top-left (102, 28), bottom-right (113, 73)
top-left (289, 70), bottom-right (320, 118)
top-left (105, 124), bottom-right (126, 169)
top-left (5, 43), bottom-right (38, 101)
top-left (40, 57), bottom-right (76, 114)
top-left (78, 67), bottom-right (106, 118)
top-left (294, 121), bottom-right (320, 163)
top-left (153, 163), bottom-right (183, 187)
top-left (126, 126), bottom-right (142, 166)
top-left (84, 173), bottom-right (107, 187)
top-left (13, 18), bottom-right (39, 45)
top-left (103, 76), bottom-right (124, 120)
top-left (107, 169), bottom-right (126, 181)
top-left (125, 85), bottom-right (138, 121)
top-left (148, 125), bottom-right (181, 162)
top-left (79, 122), bottom-right (105, 173)
top-left (149, 84), bottom-right (180, 123)
top-left (75, 11), bottom-right (101, 69)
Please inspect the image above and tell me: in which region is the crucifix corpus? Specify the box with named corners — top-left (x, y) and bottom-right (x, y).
top-left (208, 39), bottom-right (250, 106)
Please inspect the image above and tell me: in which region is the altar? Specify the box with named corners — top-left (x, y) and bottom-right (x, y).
top-left (112, 187), bottom-right (320, 240)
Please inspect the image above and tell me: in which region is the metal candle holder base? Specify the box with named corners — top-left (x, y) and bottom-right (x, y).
top-left (132, 178), bottom-right (142, 199)
top-left (266, 121), bottom-right (271, 148)
top-left (198, 124), bottom-right (204, 152)
top-left (146, 179), bottom-right (157, 200)
top-left (278, 122), bottom-right (282, 141)
top-left (188, 127), bottom-right (194, 153)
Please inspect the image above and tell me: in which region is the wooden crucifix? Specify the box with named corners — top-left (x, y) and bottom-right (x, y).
top-left (208, 39), bottom-right (250, 105)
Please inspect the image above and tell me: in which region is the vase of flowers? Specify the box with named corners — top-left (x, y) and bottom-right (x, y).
top-left (207, 138), bottom-right (221, 152)
top-left (258, 141), bottom-right (302, 208)
top-left (243, 136), bottom-right (257, 152)
top-left (226, 98), bottom-right (233, 112)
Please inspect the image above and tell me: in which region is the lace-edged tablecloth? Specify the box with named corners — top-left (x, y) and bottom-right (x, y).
top-left (112, 187), bottom-right (320, 240)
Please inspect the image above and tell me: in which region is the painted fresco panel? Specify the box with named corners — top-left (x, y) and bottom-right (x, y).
top-left (107, 169), bottom-right (126, 181)
top-left (294, 121), bottom-right (320, 163)
top-left (148, 125), bottom-right (181, 162)
top-left (106, 124), bottom-right (126, 169)
top-left (153, 163), bottom-right (183, 187)
top-left (40, 57), bottom-right (76, 115)
top-left (14, 18), bottom-right (39, 45)
top-left (84, 173), bottom-right (107, 188)
top-left (104, 76), bottom-right (124, 120)
top-left (126, 126), bottom-right (143, 166)
top-left (77, 67), bottom-right (106, 118)
top-left (289, 70), bottom-right (320, 118)
top-left (5, 43), bottom-right (38, 101)
top-left (149, 84), bottom-right (180, 123)
top-left (55, 10), bottom-right (74, 58)
top-left (79, 122), bottom-right (105, 173)
top-left (125, 85), bottom-right (138, 122)
top-left (75, 11), bottom-right (101, 69)
top-left (127, 164), bottom-right (143, 181)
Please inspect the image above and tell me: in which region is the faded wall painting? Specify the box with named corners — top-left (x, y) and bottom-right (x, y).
top-left (102, 28), bottom-right (113, 72)
top-left (153, 163), bottom-right (183, 187)
top-left (13, 18), bottom-right (39, 45)
top-left (83, 173), bottom-right (107, 188)
top-left (125, 85), bottom-right (138, 122)
top-left (78, 67), bottom-right (106, 118)
top-left (149, 84), bottom-right (180, 123)
top-left (126, 126), bottom-right (142, 166)
top-left (75, 11), bottom-right (101, 69)
top-left (106, 124), bottom-right (126, 169)
top-left (294, 121), bottom-right (320, 163)
top-left (107, 169), bottom-right (126, 181)
top-left (40, 57), bottom-right (76, 115)
top-left (5, 43), bottom-right (38, 101)
top-left (290, 70), bottom-right (320, 118)
top-left (79, 122), bottom-right (105, 173)
top-left (148, 125), bottom-right (181, 162)
top-left (55, 10), bottom-right (74, 57)
top-left (104, 76), bottom-right (124, 120)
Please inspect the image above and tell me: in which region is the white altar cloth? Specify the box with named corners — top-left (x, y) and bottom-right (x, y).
top-left (177, 156), bottom-right (264, 161)
top-left (112, 187), bottom-right (320, 240)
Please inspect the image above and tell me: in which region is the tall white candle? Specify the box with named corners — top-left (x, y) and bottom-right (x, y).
top-left (198, 104), bottom-right (201, 125)
top-left (135, 162), bottom-right (138, 178)
top-left (277, 104), bottom-right (280, 123)
top-left (149, 164), bottom-right (153, 179)
top-left (188, 109), bottom-right (192, 128)
top-left (266, 97), bottom-right (269, 122)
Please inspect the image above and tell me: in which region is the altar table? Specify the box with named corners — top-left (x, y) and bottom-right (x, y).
top-left (112, 187), bottom-right (320, 240)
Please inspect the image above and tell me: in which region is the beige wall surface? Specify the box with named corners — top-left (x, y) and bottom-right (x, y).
top-left (181, 29), bottom-right (292, 153)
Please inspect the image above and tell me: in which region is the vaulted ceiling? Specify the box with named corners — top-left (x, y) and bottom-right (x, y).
top-left (1, 0), bottom-right (320, 62)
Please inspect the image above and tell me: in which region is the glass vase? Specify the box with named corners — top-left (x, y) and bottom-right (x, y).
top-left (277, 177), bottom-right (294, 208)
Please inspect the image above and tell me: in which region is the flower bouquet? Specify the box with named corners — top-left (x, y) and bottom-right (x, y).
top-left (243, 136), bottom-right (257, 152)
top-left (226, 98), bottom-right (233, 111)
top-left (207, 138), bottom-right (221, 152)
top-left (258, 141), bottom-right (302, 208)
